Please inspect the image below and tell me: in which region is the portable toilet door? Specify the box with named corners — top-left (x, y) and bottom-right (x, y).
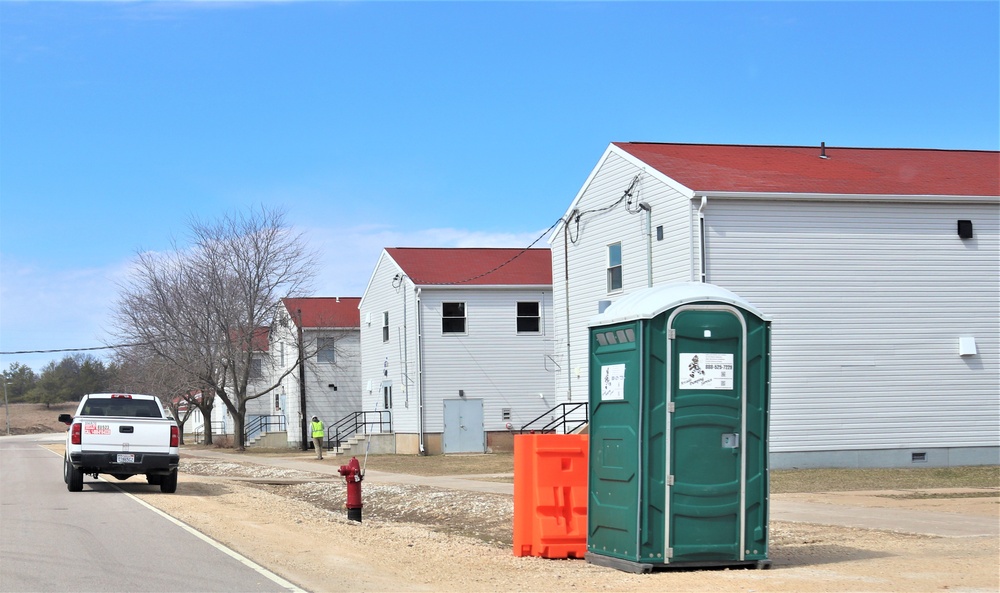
top-left (586, 282), bottom-right (771, 573)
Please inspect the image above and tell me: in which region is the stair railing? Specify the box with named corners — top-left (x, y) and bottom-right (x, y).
top-left (244, 414), bottom-right (287, 443)
top-left (328, 410), bottom-right (392, 451)
top-left (519, 402), bottom-right (588, 435)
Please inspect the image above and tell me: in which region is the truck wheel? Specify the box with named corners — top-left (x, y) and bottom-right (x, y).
top-left (66, 458), bottom-right (83, 492)
top-left (159, 469), bottom-right (178, 493)
top-left (63, 457), bottom-right (70, 484)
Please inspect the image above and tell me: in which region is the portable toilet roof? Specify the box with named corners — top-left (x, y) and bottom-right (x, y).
top-left (589, 281), bottom-right (768, 327)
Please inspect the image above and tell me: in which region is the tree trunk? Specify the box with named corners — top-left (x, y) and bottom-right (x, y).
top-left (233, 411), bottom-right (246, 451)
top-left (197, 401), bottom-right (214, 445)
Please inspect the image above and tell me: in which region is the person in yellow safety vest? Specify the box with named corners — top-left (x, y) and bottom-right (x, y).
top-left (311, 416), bottom-right (325, 460)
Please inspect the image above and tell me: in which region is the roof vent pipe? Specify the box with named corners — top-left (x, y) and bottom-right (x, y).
top-left (820, 142), bottom-right (829, 159)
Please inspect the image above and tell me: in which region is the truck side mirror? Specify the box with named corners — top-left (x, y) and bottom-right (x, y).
top-left (58, 414), bottom-right (73, 425)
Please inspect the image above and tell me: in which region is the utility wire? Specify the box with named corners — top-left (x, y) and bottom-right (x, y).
top-left (0, 341), bottom-right (160, 356)
top-left (411, 217), bottom-right (565, 286)
top-left (6, 215), bottom-right (572, 356)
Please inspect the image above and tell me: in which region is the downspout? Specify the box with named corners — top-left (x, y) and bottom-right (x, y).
top-left (414, 287), bottom-right (425, 454)
top-left (641, 202), bottom-right (653, 287)
top-left (698, 196), bottom-right (708, 283)
top-left (563, 216), bottom-right (573, 401)
top-left (297, 309), bottom-right (308, 450)
top-left (402, 276), bottom-right (409, 408)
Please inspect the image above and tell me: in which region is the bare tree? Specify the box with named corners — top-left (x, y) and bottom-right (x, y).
top-left (112, 206), bottom-right (317, 450)
top-left (112, 345), bottom-right (202, 445)
top-left (112, 245), bottom-right (228, 445)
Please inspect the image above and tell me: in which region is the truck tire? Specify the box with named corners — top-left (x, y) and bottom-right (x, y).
top-left (66, 457), bottom-right (83, 492)
top-left (63, 457), bottom-right (70, 484)
top-left (159, 469), bottom-right (178, 494)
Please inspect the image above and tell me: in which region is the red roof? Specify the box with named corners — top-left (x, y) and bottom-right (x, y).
top-left (386, 248), bottom-right (552, 286)
top-left (230, 326), bottom-right (269, 352)
top-left (282, 297), bottom-right (361, 328)
top-left (614, 143), bottom-right (1000, 196)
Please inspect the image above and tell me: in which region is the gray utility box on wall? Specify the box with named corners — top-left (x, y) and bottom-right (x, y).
top-left (586, 282), bottom-right (772, 573)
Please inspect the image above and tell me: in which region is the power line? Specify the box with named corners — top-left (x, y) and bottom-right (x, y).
top-left (411, 217), bottom-right (565, 286)
top-left (0, 342), bottom-right (156, 356)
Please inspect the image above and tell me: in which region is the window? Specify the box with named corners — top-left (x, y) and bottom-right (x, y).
top-left (516, 301), bottom-right (541, 333)
top-left (383, 384), bottom-right (393, 409)
top-left (249, 357), bottom-right (263, 379)
top-left (317, 338), bottom-right (336, 363)
top-left (442, 302), bottom-right (466, 333)
top-left (607, 242), bottom-right (623, 292)
top-left (382, 311), bottom-right (389, 342)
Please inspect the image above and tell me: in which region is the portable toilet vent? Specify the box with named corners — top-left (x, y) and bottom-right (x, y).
top-left (585, 282), bottom-right (771, 573)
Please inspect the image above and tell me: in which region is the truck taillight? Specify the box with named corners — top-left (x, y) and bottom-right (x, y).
top-left (170, 425), bottom-right (179, 447)
top-left (71, 423), bottom-right (82, 445)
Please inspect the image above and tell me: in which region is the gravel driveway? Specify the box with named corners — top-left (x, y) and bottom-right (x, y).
top-left (112, 453), bottom-right (1000, 593)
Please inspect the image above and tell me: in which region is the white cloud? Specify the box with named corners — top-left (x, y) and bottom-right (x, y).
top-left (0, 253), bottom-right (130, 372)
top-left (0, 222), bottom-right (555, 372)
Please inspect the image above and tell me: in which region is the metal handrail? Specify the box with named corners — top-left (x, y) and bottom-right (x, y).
top-left (519, 402), bottom-right (589, 435)
top-left (328, 410), bottom-right (392, 450)
top-left (244, 414), bottom-right (286, 442)
top-left (191, 420), bottom-right (225, 442)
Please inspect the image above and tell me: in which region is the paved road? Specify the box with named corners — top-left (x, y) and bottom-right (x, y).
top-left (0, 434), bottom-right (302, 593)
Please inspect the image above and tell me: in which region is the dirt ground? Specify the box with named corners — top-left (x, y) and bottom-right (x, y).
top-left (10, 403), bottom-right (1000, 593)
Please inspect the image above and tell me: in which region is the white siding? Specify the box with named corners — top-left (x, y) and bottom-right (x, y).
top-left (359, 253), bottom-right (420, 433)
top-left (552, 151), bottom-right (694, 403)
top-left (553, 145), bottom-right (999, 464)
top-left (417, 288), bottom-right (555, 432)
top-left (360, 250), bottom-right (556, 441)
top-left (253, 313), bottom-right (362, 446)
top-left (705, 198), bottom-right (1000, 452)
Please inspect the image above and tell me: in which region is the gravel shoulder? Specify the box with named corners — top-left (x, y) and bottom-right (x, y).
top-left (62, 450), bottom-right (1000, 593)
top-left (10, 396), bottom-right (996, 593)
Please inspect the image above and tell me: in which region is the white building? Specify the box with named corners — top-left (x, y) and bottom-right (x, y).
top-left (551, 142), bottom-right (999, 468)
top-left (246, 297), bottom-right (362, 449)
top-left (359, 247), bottom-right (555, 454)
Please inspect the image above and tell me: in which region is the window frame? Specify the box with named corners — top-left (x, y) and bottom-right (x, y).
top-left (317, 337), bottom-right (336, 363)
top-left (442, 301), bottom-right (467, 334)
top-left (382, 311), bottom-right (389, 343)
top-left (607, 242), bottom-right (623, 293)
top-left (516, 301), bottom-right (541, 334)
top-left (249, 357), bottom-right (263, 379)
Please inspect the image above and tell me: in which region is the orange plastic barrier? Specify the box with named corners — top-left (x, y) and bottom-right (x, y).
top-left (513, 433), bottom-right (589, 559)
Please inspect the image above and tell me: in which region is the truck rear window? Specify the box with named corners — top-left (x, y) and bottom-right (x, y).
top-left (82, 399), bottom-right (162, 418)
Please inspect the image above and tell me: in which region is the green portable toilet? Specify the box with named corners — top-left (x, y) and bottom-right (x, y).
top-left (586, 281), bottom-right (771, 573)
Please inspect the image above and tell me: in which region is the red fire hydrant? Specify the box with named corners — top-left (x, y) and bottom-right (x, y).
top-left (338, 456), bottom-right (363, 522)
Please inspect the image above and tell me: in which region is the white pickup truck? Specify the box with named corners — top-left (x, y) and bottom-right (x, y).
top-left (58, 393), bottom-right (180, 493)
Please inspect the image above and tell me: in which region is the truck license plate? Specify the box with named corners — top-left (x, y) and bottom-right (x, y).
top-left (117, 454), bottom-right (135, 464)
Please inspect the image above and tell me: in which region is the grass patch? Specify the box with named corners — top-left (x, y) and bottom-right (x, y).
top-left (877, 491), bottom-right (999, 500)
top-left (361, 453), bottom-right (515, 476)
top-left (184, 442), bottom-right (999, 493)
top-left (771, 466), bottom-right (1000, 493)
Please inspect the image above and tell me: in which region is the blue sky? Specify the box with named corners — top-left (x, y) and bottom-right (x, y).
top-left (1, 1), bottom-right (998, 373)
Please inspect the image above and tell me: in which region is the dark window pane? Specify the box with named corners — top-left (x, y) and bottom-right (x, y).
top-left (608, 266), bottom-right (623, 291)
top-left (443, 302), bottom-right (466, 333)
top-left (517, 301), bottom-right (540, 333)
top-left (517, 317), bottom-right (540, 332)
top-left (318, 338), bottom-right (336, 363)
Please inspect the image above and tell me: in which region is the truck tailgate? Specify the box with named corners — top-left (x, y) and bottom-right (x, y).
top-left (79, 417), bottom-right (173, 453)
